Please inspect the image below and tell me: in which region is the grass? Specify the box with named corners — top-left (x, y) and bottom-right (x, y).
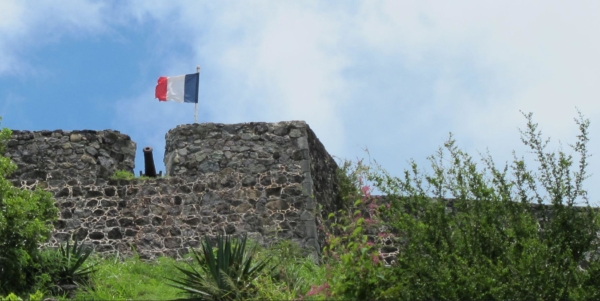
top-left (61, 241), bottom-right (327, 301)
top-left (73, 254), bottom-right (182, 300)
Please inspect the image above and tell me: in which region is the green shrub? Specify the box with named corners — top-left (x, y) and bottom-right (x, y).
top-left (319, 184), bottom-right (396, 299)
top-left (0, 118), bottom-right (58, 296)
top-left (317, 111), bottom-right (600, 300)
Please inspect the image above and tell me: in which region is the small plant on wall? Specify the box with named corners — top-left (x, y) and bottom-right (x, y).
top-left (110, 170), bottom-right (154, 180)
top-left (110, 170), bottom-right (136, 180)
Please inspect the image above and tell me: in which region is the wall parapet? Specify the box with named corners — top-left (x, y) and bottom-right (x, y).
top-left (6, 129), bottom-right (135, 183)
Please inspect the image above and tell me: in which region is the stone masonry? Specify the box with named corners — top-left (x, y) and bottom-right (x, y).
top-left (7, 129), bottom-right (135, 182)
top-left (4, 122), bottom-right (340, 259)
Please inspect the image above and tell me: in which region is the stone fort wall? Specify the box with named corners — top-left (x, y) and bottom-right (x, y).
top-left (4, 121), bottom-right (339, 259)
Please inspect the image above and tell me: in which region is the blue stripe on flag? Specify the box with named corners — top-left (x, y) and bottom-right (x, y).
top-left (184, 73), bottom-right (199, 103)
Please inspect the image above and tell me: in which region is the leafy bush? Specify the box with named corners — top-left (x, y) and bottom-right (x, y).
top-left (167, 234), bottom-right (273, 301)
top-left (315, 112), bottom-right (600, 300)
top-left (0, 118), bottom-right (58, 295)
top-left (319, 178), bottom-right (396, 299)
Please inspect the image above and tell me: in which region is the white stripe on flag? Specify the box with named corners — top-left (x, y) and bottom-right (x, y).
top-left (166, 75), bottom-right (186, 103)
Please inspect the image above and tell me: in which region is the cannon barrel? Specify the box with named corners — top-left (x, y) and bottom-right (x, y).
top-left (143, 146), bottom-right (157, 178)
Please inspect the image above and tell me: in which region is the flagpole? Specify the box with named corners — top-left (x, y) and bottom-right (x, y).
top-left (195, 65), bottom-right (200, 124)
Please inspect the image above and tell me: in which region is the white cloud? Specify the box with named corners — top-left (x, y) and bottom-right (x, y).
top-left (214, 3), bottom-right (350, 152)
top-left (116, 2), bottom-right (600, 185)
top-left (3, 0), bottom-right (600, 198)
top-left (0, 0), bottom-right (109, 76)
top-left (347, 1), bottom-right (600, 154)
top-left (118, 1), bottom-right (352, 155)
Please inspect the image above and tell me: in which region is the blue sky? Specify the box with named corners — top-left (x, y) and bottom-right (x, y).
top-left (1, 1), bottom-right (599, 203)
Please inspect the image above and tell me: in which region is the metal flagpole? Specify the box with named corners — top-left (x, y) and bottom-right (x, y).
top-left (195, 65), bottom-right (200, 123)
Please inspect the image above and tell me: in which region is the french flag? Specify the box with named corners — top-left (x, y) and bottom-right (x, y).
top-left (155, 73), bottom-right (199, 103)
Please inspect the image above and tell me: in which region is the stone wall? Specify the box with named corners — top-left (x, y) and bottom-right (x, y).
top-left (4, 122), bottom-right (340, 259)
top-left (163, 121), bottom-right (339, 252)
top-left (30, 175), bottom-right (291, 259)
top-left (5, 130), bottom-right (135, 183)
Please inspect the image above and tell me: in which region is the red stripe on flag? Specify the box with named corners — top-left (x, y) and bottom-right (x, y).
top-left (155, 77), bottom-right (168, 101)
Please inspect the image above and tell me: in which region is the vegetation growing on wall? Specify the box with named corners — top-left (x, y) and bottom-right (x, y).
top-left (110, 170), bottom-right (152, 181)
